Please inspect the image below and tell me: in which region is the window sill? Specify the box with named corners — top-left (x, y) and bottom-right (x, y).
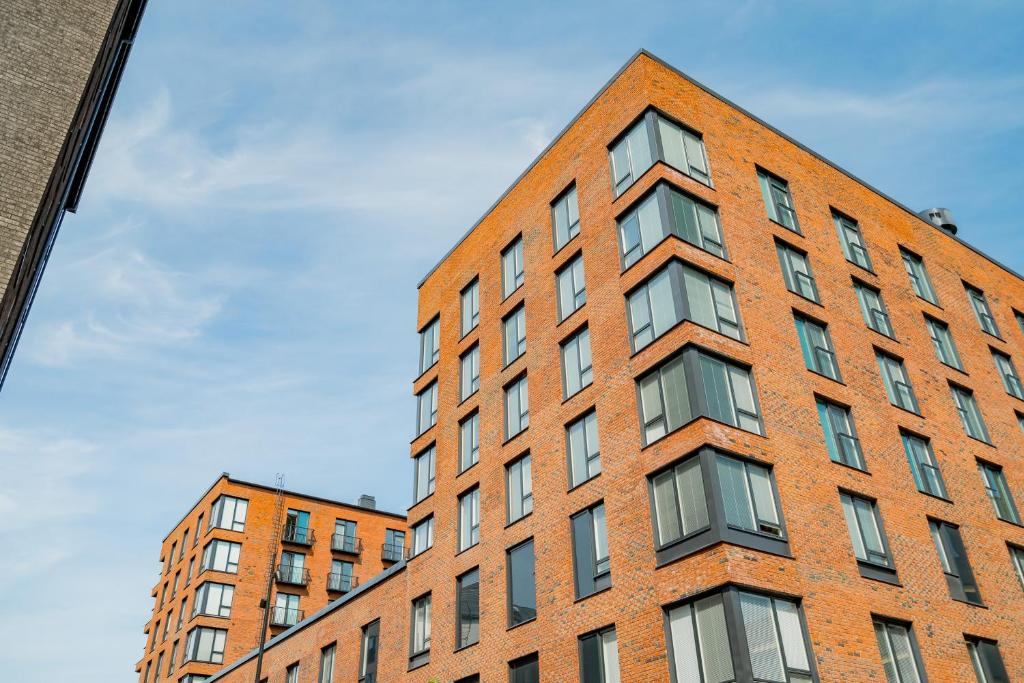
top-left (965, 434), bottom-right (996, 448)
top-left (407, 652), bottom-right (430, 672)
top-left (807, 368), bottom-right (845, 385)
top-left (573, 584), bottom-right (613, 604)
top-left (409, 426), bottom-right (436, 445)
top-left (506, 617), bottom-right (536, 632)
top-left (829, 459), bottom-right (870, 476)
top-left (503, 428), bottom-right (529, 447)
top-left (552, 233), bottom-right (581, 259)
top-left (640, 414), bottom-right (766, 451)
top-left (856, 560), bottom-right (901, 586)
top-left (457, 390), bottom-right (479, 409)
top-left (767, 217), bottom-right (801, 236)
top-left (456, 461), bottom-right (479, 479)
top-left (561, 383), bottom-right (593, 405)
top-left (786, 289), bottom-right (823, 308)
top-left (939, 361), bottom-right (968, 376)
top-left (629, 317), bottom-right (748, 360)
top-left (556, 304), bottom-right (586, 329)
top-left (455, 542), bottom-right (479, 558)
top-left (888, 403), bottom-right (924, 419)
top-left (412, 363), bottom-right (438, 386)
top-left (996, 516), bottom-right (1024, 529)
top-left (914, 294), bottom-right (942, 310)
top-left (568, 472), bottom-right (600, 494)
top-left (504, 512), bottom-right (532, 530)
top-left (845, 260), bottom-right (876, 276)
top-left (916, 489), bottom-right (953, 504)
top-left (454, 640), bottom-right (479, 654)
top-left (408, 492), bottom-right (434, 510)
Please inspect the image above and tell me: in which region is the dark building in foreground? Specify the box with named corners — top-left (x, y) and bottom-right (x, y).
top-left (153, 50), bottom-right (1023, 683)
top-left (0, 0), bottom-right (148, 389)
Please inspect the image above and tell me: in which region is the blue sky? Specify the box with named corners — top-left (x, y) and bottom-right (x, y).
top-left (1, 1), bottom-right (1023, 680)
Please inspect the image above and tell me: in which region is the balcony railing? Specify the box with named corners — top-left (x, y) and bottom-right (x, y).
top-left (381, 542), bottom-right (407, 562)
top-left (327, 572), bottom-right (358, 593)
top-left (282, 524), bottom-right (315, 546)
top-left (275, 564), bottom-right (311, 586)
top-left (331, 533), bottom-right (362, 554)
top-left (270, 606), bottom-right (304, 627)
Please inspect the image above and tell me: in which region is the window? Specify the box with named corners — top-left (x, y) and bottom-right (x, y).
top-left (567, 411), bottom-right (600, 488)
top-left (318, 644), bottom-right (335, 683)
top-left (502, 237), bottom-right (525, 298)
top-left (855, 281), bottom-right (894, 338)
top-left (458, 487), bottom-right (481, 551)
top-left (507, 539), bottom-right (536, 627)
top-left (409, 594), bottom-right (431, 667)
top-left (757, 168), bottom-right (799, 232)
top-left (415, 381), bottom-right (437, 436)
top-left (877, 352), bottom-right (919, 413)
top-left (193, 516), bottom-right (203, 546)
top-left (285, 664), bottom-right (299, 683)
top-left (776, 241), bottom-right (819, 302)
top-left (659, 114), bottom-right (711, 183)
top-left (359, 621), bottom-right (379, 683)
top-left (1018, 411), bottom-right (1024, 432)
top-left (155, 653), bottom-right (163, 681)
top-left (840, 492), bottom-right (897, 583)
top-left (562, 327), bottom-right (593, 398)
top-left (461, 279), bottom-right (480, 337)
top-left (900, 249), bottom-right (938, 304)
top-left (192, 582), bottom-right (234, 618)
top-left (571, 502), bottom-right (610, 599)
top-left (459, 411), bottom-right (479, 472)
top-left (150, 621), bottom-right (159, 651)
top-left (278, 550), bottom-right (306, 585)
top-left (950, 384), bottom-right (990, 442)
top-left (650, 448), bottom-right (788, 564)
top-left (552, 184), bottom-right (581, 251)
top-left (143, 662), bottom-right (151, 683)
top-left (383, 529), bottom-right (406, 562)
top-left (637, 347), bottom-right (761, 444)
top-left (794, 315), bottom-right (841, 380)
top-left (284, 509), bottom-right (311, 544)
top-left (1009, 544), bottom-right (1024, 590)
top-left (992, 350), bottom-right (1023, 399)
top-left (209, 495), bottom-right (247, 532)
top-left (506, 453), bottom-right (533, 523)
top-left (411, 516), bottom-right (434, 557)
top-left (456, 568), bottom-right (480, 649)
top-left (966, 637), bottom-right (1010, 683)
top-left (167, 641), bottom-right (178, 674)
top-left (171, 572), bottom-right (180, 597)
top-left (419, 317), bottom-right (439, 375)
top-left (925, 316), bottom-right (963, 370)
top-left (610, 116), bottom-right (654, 195)
top-left (930, 519), bottom-right (983, 605)
top-left (169, 542), bottom-right (177, 569)
top-left (503, 305), bottom-right (527, 365)
top-left (978, 460), bottom-right (1021, 524)
top-left (626, 260), bottom-right (741, 350)
top-left (185, 558), bottom-right (195, 586)
top-left (328, 559), bottom-right (354, 592)
top-left (177, 598), bottom-right (185, 630)
top-left (609, 110), bottom-right (709, 195)
top-left (458, 344), bottom-right (480, 401)
top-left (505, 375), bottom-right (529, 439)
top-left (816, 399), bottom-right (865, 470)
top-left (579, 626), bottom-right (621, 683)
top-left (667, 587), bottom-right (815, 683)
top-left (333, 519), bottom-right (358, 554)
top-left (200, 540), bottom-right (240, 574)
top-left (873, 618), bottom-right (926, 683)
top-left (274, 593), bottom-right (301, 626)
top-left (833, 212), bottom-right (872, 270)
top-left (509, 653), bottom-right (540, 683)
top-left (163, 611), bottom-right (172, 640)
top-left (413, 445), bottom-right (435, 504)
top-left (184, 626), bottom-right (227, 664)
top-left (901, 432), bottom-right (947, 498)
top-left (965, 284), bottom-right (1000, 337)
top-left (556, 254), bottom-right (587, 321)
top-left (618, 182), bottom-right (725, 267)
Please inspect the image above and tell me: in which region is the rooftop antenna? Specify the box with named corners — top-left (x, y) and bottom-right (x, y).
top-left (254, 473), bottom-right (285, 683)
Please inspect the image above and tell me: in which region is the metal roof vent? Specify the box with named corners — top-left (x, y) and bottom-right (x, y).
top-left (358, 494), bottom-right (376, 509)
top-left (918, 207), bottom-right (958, 236)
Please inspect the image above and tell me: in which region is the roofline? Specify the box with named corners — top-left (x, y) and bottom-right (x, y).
top-left (204, 560), bottom-right (407, 682)
top-left (416, 48), bottom-right (1023, 290)
top-left (161, 474), bottom-right (406, 544)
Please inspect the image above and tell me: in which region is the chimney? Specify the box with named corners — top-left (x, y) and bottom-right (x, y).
top-left (917, 207), bottom-right (958, 236)
top-left (358, 494), bottom-right (376, 509)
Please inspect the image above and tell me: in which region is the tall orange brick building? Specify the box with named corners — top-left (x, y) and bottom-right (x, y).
top-left (166, 51), bottom-right (1022, 683)
top-left (136, 475), bottom-right (407, 683)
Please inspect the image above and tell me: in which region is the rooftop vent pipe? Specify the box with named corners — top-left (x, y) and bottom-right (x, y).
top-left (918, 207), bottom-right (958, 236)
top-left (358, 494), bottom-right (376, 509)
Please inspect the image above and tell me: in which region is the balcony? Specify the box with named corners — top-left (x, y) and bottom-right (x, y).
top-left (282, 523), bottom-right (315, 546)
top-left (327, 572), bottom-right (358, 593)
top-left (381, 542), bottom-right (407, 562)
top-left (270, 606), bottom-right (304, 627)
top-left (331, 533), bottom-right (362, 554)
top-left (275, 564), bottom-right (311, 586)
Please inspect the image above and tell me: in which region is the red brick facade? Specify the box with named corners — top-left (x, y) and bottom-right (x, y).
top-left (197, 51), bottom-right (1023, 683)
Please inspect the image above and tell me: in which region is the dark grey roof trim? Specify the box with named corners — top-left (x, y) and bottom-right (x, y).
top-left (417, 49), bottom-right (1022, 289)
top-left (203, 561), bottom-right (407, 682)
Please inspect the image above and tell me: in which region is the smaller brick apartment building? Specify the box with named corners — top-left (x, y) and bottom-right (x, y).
top-left (136, 475), bottom-right (407, 683)
top-left (155, 50), bottom-right (1023, 683)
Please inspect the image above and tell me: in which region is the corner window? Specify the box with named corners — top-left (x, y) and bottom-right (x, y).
top-left (409, 593), bottom-right (431, 668)
top-left (418, 317), bottom-right (440, 375)
top-left (901, 432), bottom-right (947, 498)
top-left (456, 568), bottom-right (480, 649)
top-left (776, 241), bottom-right (819, 302)
top-left (978, 460), bottom-right (1021, 524)
top-left (561, 327), bottom-right (593, 398)
top-left (658, 114), bottom-right (711, 183)
top-left (567, 411), bottom-right (601, 488)
top-left (854, 281), bottom-right (894, 338)
top-left (840, 492), bottom-right (897, 583)
top-left (503, 305), bottom-right (526, 365)
top-left (460, 344), bottom-right (480, 401)
top-left (794, 315), bottom-right (841, 381)
top-left (410, 516), bottom-right (434, 558)
top-left (556, 254), bottom-right (587, 321)
top-left (184, 626), bottom-right (227, 664)
top-left (991, 350), bottom-right (1023, 399)
top-left (876, 351), bottom-right (919, 413)
top-left (459, 411), bottom-right (480, 473)
top-left (833, 211), bottom-right (872, 270)
top-left (461, 279), bottom-right (480, 338)
top-left (667, 587), bottom-right (815, 683)
top-left (609, 117), bottom-right (654, 195)
top-left (413, 445), bottom-right (435, 504)
top-left (966, 636), bottom-right (1010, 683)
top-left (965, 284), bottom-right (1000, 337)
top-left (506, 453), bottom-right (533, 524)
top-left (507, 539), bottom-right (536, 627)
top-left (415, 381), bottom-right (438, 436)
top-left (608, 110), bottom-right (710, 197)
top-left (757, 168), bottom-right (799, 232)
top-left (950, 384), bottom-right (990, 442)
top-left (873, 618), bottom-right (926, 683)
top-left (929, 519), bottom-right (983, 605)
top-left (209, 495), bottom-right (248, 532)
top-left (200, 540), bottom-right (241, 574)
top-left (192, 582), bottom-right (234, 618)
top-left (502, 237), bottom-right (525, 299)
top-left (925, 316), bottom-right (962, 370)
top-left (618, 182), bottom-right (725, 268)
top-left (552, 184), bottom-right (581, 252)
top-left (816, 399), bottom-right (865, 470)
top-left (505, 375), bottom-right (529, 439)
top-left (900, 248), bottom-right (938, 305)
top-left (571, 502), bottom-right (610, 599)
top-left (458, 487), bottom-right (481, 551)
top-left (579, 626), bottom-right (621, 683)
top-left (359, 620), bottom-right (379, 683)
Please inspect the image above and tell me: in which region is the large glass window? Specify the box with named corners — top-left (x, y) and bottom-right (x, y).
top-left (618, 182), bottom-right (725, 268)
top-left (930, 519), bottom-right (983, 605)
top-left (965, 284), bottom-right (1000, 337)
top-left (413, 445), bottom-right (435, 503)
top-left (667, 588), bottom-right (814, 683)
top-left (503, 305), bottom-right (527, 365)
top-left (461, 279), bottom-right (479, 338)
top-left (901, 432), bottom-right (947, 498)
top-left (505, 375), bottom-right (529, 439)
top-left (716, 455), bottom-right (782, 538)
top-left (610, 117), bottom-right (654, 195)
top-left (359, 621), bottom-right (379, 683)
top-left (209, 495), bottom-right (248, 532)
top-left (651, 456), bottom-right (709, 548)
top-left (978, 460), bottom-right (1021, 524)
top-left (571, 502), bottom-right (610, 599)
top-left (900, 249), bottom-right (938, 304)
top-left (184, 626), bottom-right (227, 664)
top-left (567, 411), bottom-right (601, 488)
top-left (552, 184), bottom-right (581, 252)
top-left (776, 242), bottom-right (819, 302)
top-left (561, 327), bottom-right (593, 398)
top-left (854, 282), bottom-right (894, 338)
top-left (383, 529), bottom-right (406, 562)
top-left (459, 411), bottom-right (479, 473)
top-left (411, 516), bottom-right (434, 558)
top-left (579, 626), bottom-right (621, 683)
top-left (873, 618), bottom-right (925, 683)
top-left (925, 316), bottom-right (962, 369)
top-left (816, 399), bottom-right (865, 470)
top-left (507, 539), bottom-right (537, 627)
top-left (966, 637), bottom-right (1010, 683)
top-left (992, 350), bottom-right (1023, 399)
top-left (556, 254), bottom-right (587, 321)
top-left (458, 487), bottom-right (481, 551)
top-left (950, 384), bottom-right (990, 442)
top-left (757, 169), bottom-right (799, 232)
top-left (502, 237), bottom-right (525, 299)
top-left (333, 519), bottom-right (358, 554)
top-left (460, 344), bottom-right (480, 400)
top-left (328, 559), bottom-right (354, 592)
top-left (418, 317), bottom-right (439, 375)
top-left (794, 315), bottom-right (841, 380)
top-left (200, 540), bottom-right (240, 574)
top-left (506, 453), bottom-right (533, 523)
top-left (833, 212), bottom-right (872, 270)
top-left (609, 110), bottom-right (710, 197)
top-left (415, 381), bottom-right (437, 436)
top-left (192, 582), bottom-right (233, 618)
top-left (410, 594), bottom-right (431, 664)
top-left (658, 115), bottom-right (711, 183)
top-left (456, 568), bottom-right (480, 649)
top-left (876, 352), bottom-right (919, 413)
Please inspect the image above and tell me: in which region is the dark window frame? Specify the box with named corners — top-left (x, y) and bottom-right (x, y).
top-left (570, 501), bottom-right (611, 599)
top-left (775, 238), bottom-right (820, 303)
top-left (607, 106), bottom-right (713, 197)
top-left (929, 518), bottom-right (984, 606)
top-left (506, 538), bottom-right (537, 628)
top-left (838, 489), bottom-right (900, 585)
